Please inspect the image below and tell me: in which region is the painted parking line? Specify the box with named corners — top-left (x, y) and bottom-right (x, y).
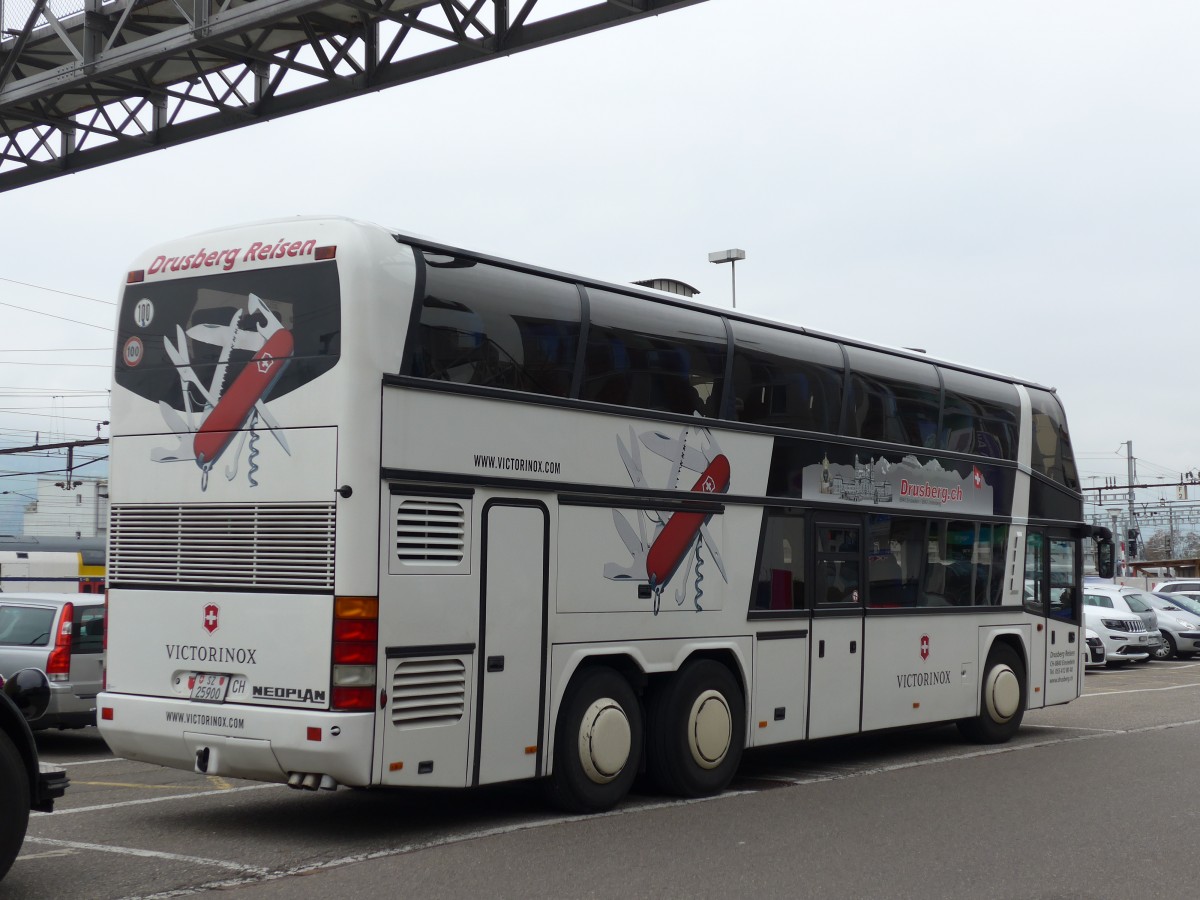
top-left (21, 838), bottom-right (270, 875)
top-left (31, 782), bottom-right (283, 816)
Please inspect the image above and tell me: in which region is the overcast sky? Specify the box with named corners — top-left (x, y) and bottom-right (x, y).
top-left (3, 0), bottom-right (1199, 532)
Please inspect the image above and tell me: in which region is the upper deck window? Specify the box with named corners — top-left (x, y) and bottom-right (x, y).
top-left (844, 348), bottom-right (941, 447)
top-left (729, 322), bottom-right (843, 433)
top-left (115, 263), bottom-right (340, 409)
top-left (938, 368), bottom-right (1019, 460)
top-left (406, 255), bottom-right (581, 399)
top-left (1028, 388), bottom-right (1080, 491)
top-left (579, 289), bottom-right (727, 417)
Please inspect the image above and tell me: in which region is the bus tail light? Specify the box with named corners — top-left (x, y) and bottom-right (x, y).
top-left (46, 601), bottom-right (75, 682)
top-left (332, 597), bottom-right (378, 711)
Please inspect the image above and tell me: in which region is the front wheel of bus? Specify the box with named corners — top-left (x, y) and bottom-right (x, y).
top-left (646, 660), bottom-right (745, 798)
top-left (547, 667), bottom-right (642, 814)
top-left (957, 643), bottom-right (1025, 744)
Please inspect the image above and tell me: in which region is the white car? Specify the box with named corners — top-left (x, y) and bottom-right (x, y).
top-left (1153, 579), bottom-right (1200, 602)
top-left (1082, 585), bottom-right (1164, 662)
top-left (1082, 598), bottom-right (1153, 666)
top-left (1083, 628), bottom-right (1106, 668)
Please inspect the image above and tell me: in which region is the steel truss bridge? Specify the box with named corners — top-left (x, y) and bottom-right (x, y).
top-left (0, 0), bottom-right (704, 192)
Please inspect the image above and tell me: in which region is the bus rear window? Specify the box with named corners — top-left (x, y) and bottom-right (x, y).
top-left (114, 263), bottom-right (340, 409)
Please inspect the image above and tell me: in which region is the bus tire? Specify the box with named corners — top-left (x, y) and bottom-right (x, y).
top-left (0, 728), bottom-right (30, 882)
top-left (645, 659), bottom-right (745, 798)
top-left (546, 666), bottom-right (642, 814)
top-left (957, 643), bottom-right (1025, 744)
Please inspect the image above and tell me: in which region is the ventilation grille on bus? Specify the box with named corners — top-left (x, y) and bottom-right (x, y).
top-left (390, 658), bottom-right (467, 728)
top-left (109, 503), bottom-right (335, 591)
top-left (394, 499), bottom-right (465, 565)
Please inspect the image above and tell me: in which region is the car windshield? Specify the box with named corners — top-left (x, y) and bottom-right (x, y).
top-left (1124, 593), bottom-right (1152, 613)
top-left (1163, 593), bottom-right (1200, 617)
top-left (0, 604), bottom-right (55, 646)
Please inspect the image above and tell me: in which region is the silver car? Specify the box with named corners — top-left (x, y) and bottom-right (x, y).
top-left (1147, 592), bottom-right (1200, 659)
top-left (0, 593), bottom-right (105, 729)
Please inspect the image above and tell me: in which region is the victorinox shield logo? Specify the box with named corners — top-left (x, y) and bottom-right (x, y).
top-left (203, 603), bottom-right (220, 635)
top-left (920, 634), bottom-right (930, 661)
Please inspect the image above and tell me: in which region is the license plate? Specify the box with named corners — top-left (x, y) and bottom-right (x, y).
top-left (189, 673), bottom-right (248, 703)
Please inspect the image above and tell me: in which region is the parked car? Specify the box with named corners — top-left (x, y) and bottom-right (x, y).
top-left (1083, 628), bottom-right (1107, 667)
top-left (1153, 579), bottom-right (1200, 602)
top-left (1141, 593), bottom-right (1200, 659)
top-left (0, 668), bottom-right (70, 881)
top-left (1083, 590), bottom-right (1156, 665)
top-left (0, 593), bottom-right (105, 729)
top-left (1082, 584), bottom-right (1164, 661)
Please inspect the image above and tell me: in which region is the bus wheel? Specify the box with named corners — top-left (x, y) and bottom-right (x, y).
top-left (546, 666), bottom-right (642, 814)
top-left (0, 729), bottom-right (31, 881)
top-left (646, 659), bottom-right (745, 798)
top-left (957, 643), bottom-right (1025, 744)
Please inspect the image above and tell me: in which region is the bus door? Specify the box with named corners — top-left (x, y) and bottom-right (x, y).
top-left (807, 514), bottom-right (865, 740)
top-left (1023, 529), bottom-right (1081, 707)
top-left (474, 501), bottom-right (549, 786)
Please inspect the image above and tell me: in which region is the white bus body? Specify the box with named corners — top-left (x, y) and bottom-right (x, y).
top-left (99, 217), bottom-right (1105, 811)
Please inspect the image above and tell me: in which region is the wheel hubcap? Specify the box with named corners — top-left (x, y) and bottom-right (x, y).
top-left (688, 690), bottom-right (731, 769)
top-left (984, 665), bottom-right (1019, 722)
top-left (578, 698), bottom-right (631, 784)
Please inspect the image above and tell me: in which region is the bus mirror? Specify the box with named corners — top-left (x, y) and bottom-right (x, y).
top-left (3, 667), bottom-right (51, 723)
top-left (1096, 539), bottom-right (1115, 580)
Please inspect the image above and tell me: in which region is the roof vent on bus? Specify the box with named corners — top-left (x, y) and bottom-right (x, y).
top-left (393, 499), bottom-right (466, 566)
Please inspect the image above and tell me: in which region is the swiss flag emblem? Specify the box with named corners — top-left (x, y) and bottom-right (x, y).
top-left (203, 604), bottom-right (220, 634)
top-left (920, 634), bottom-right (930, 661)
top-left (972, 466), bottom-right (983, 489)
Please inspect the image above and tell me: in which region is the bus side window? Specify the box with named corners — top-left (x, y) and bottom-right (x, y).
top-left (728, 321), bottom-right (843, 432)
top-left (752, 512), bottom-right (805, 613)
top-left (580, 289), bottom-right (726, 417)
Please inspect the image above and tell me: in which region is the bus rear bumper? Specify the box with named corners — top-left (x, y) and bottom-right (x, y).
top-left (97, 692), bottom-right (374, 787)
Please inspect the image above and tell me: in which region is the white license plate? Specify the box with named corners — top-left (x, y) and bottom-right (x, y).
top-left (189, 673), bottom-right (248, 703)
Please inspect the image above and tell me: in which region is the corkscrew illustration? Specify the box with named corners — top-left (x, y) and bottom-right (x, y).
top-left (603, 424), bottom-right (730, 614)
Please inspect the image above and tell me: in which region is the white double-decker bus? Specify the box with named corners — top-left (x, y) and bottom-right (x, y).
top-left (99, 216), bottom-right (1113, 812)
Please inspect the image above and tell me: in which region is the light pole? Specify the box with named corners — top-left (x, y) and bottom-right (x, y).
top-left (707, 248), bottom-right (745, 308)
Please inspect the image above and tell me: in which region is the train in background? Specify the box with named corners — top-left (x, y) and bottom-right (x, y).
top-left (0, 537), bottom-right (105, 593)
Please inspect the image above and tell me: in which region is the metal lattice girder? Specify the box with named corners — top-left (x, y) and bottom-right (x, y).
top-left (0, 0), bottom-right (707, 192)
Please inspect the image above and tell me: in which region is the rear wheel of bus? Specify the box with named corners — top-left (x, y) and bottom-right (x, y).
top-left (645, 659), bottom-right (745, 798)
top-left (957, 643), bottom-right (1025, 743)
top-left (547, 666), bottom-right (643, 814)
top-left (0, 729), bottom-right (30, 881)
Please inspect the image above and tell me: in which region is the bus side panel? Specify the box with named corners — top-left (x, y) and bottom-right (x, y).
top-left (861, 615), bottom-right (983, 732)
top-left (377, 490), bottom-right (481, 788)
top-left (751, 633), bottom-right (809, 746)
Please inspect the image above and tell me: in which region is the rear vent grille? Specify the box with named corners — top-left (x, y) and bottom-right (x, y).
top-left (394, 499), bottom-right (465, 565)
top-left (390, 658), bottom-right (467, 727)
top-left (109, 503), bottom-right (335, 591)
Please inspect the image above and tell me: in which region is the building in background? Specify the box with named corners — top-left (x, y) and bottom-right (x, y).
top-left (21, 476), bottom-right (108, 541)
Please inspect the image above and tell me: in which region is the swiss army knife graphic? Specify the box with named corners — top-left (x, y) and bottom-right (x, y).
top-left (604, 425), bottom-right (730, 614)
top-left (152, 293), bottom-right (293, 490)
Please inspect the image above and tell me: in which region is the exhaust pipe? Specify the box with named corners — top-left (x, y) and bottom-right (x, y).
top-left (318, 775), bottom-right (338, 791)
top-left (286, 772), bottom-right (304, 789)
top-left (301, 773), bottom-right (320, 791)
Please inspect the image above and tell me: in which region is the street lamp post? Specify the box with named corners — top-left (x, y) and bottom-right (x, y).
top-left (707, 248), bottom-right (745, 308)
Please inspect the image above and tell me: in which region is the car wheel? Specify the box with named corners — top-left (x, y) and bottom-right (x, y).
top-left (958, 643), bottom-right (1025, 744)
top-left (645, 659), bottom-right (745, 798)
top-left (546, 666), bottom-right (642, 814)
top-left (0, 728), bottom-right (31, 882)
top-left (1154, 634), bottom-right (1177, 661)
